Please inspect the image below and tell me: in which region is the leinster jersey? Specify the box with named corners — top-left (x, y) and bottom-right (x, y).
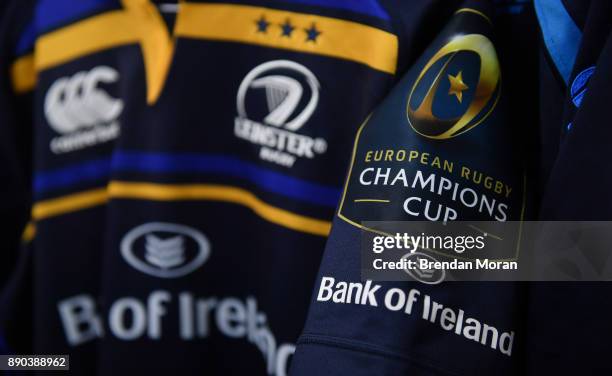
top-left (0, 0), bottom-right (458, 374)
top-left (290, 0), bottom-right (612, 375)
top-left (3, 0), bottom-right (611, 375)
top-left (290, 1), bottom-right (539, 375)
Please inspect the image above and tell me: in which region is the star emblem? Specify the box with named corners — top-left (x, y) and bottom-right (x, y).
top-left (280, 19), bottom-right (294, 37)
top-left (447, 71), bottom-right (469, 103)
top-left (305, 23), bottom-right (321, 42)
top-left (255, 16), bottom-right (269, 33)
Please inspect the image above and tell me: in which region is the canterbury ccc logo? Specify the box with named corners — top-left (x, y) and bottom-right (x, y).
top-left (407, 34), bottom-right (501, 139)
top-left (44, 66), bottom-right (124, 134)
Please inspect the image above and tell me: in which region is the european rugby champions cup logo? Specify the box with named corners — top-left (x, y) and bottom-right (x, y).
top-left (337, 10), bottom-right (524, 283)
top-left (339, 9), bottom-right (506, 227)
top-left (407, 33), bottom-right (501, 139)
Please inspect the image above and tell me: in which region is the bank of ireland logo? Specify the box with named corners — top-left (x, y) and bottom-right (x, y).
top-left (407, 34), bottom-right (501, 139)
top-left (121, 223), bottom-right (210, 278)
top-left (44, 66), bottom-right (123, 154)
top-left (234, 60), bottom-right (327, 167)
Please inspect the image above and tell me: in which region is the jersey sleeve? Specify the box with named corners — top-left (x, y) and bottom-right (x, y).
top-left (290, 1), bottom-right (536, 374)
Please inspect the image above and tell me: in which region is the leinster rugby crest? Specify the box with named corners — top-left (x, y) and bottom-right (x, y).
top-left (234, 60), bottom-right (327, 168)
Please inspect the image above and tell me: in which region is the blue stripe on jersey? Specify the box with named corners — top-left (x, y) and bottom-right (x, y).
top-left (34, 158), bottom-right (112, 194)
top-left (281, 0), bottom-right (389, 20)
top-left (534, 0), bottom-right (582, 85)
top-left (36, 0), bottom-right (119, 32)
top-left (34, 152), bottom-right (341, 207)
top-left (111, 151), bottom-right (341, 207)
top-left (15, 22), bottom-right (37, 55)
top-left (16, 0), bottom-right (119, 55)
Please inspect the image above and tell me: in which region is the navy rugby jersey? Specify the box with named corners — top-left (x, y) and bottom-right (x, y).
top-left (0, 0), bottom-right (472, 375)
top-left (291, 0), bottom-right (612, 374)
top-left (525, 0), bottom-right (612, 374)
top-left (290, 1), bottom-right (540, 375)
